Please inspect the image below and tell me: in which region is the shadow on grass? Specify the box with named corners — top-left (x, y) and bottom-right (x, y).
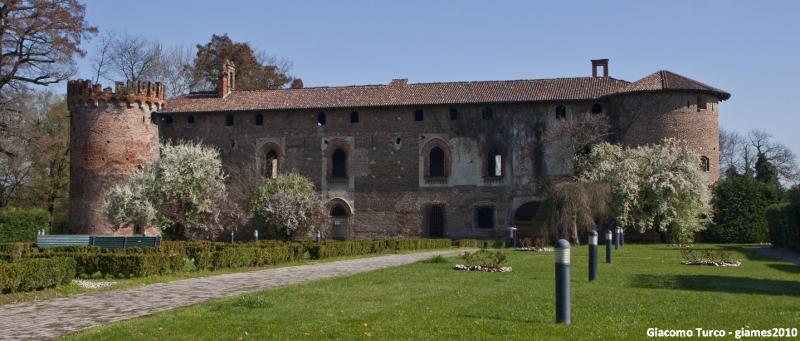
top-left (767, 263), bottom-right (800, 274)
top-left (631, 274), bottom-right (800, 297)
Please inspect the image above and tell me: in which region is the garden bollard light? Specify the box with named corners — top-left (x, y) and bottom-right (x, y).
top-left (316, 230), bottom-right (322, 243)
top-left (588, 230), bottom-right (598, 281)
top-left (615, 226), bottom-right (622, 249)
top-left (254, 229), bottom-right (259, 242)
top-left (555, 239), bottom-right (571, 324)
top-left (231, 230), bottom-right (234, 244)
top-left (508, 226), bottom-right (518, 248)
top-left (605, 229), bottom-right (613, 264)
top-left (620, 227), bottom-right (625, 246)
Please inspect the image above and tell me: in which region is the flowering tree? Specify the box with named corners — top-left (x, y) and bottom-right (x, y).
top-left (106, 141), bottom-right (247, 239)
top-left (578, 139), bottom-right (711, 243)
top-left (249, 172), bottom-right (322, 240)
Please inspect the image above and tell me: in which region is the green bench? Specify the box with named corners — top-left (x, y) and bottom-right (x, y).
top-left (36, 235), bottom-right (161, 249)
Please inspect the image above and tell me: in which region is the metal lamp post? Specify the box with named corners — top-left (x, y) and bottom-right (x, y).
top-left (588, 230), bottom-right (598, 281)
top-left (605, 229), bottom-right (612, 264)
top-left (254, 229), bottom-right (259, 242)
top-left (508, 226), bottom-right (518, 248)
top-left (555, 239), bottom-right (571, 324)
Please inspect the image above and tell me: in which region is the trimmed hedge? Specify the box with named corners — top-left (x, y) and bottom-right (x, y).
top-left (767, 203), bottom-right (799, 251)
top-left (0, 208), bottom-right (51, 243)
top-left (0, 257), bottom-right (75, 293)
top-left (453, 239), bottom-right (506, 249)
top-left (307, 239), bottom-right (454, 259)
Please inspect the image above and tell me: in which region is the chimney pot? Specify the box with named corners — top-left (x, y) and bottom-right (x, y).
top-left (591, 59), bottom-right (609, 78)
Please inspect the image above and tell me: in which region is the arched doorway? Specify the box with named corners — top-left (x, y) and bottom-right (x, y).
top-left (513, 201), bottom-right (546, 240)
top-left (329, 200), bottom-right (351, 240)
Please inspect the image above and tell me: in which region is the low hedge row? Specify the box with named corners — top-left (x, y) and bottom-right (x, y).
top-left (0, 208), bottom-right (51, 243)
top-left (0, 257), bottom-right (75, 293)
top-left (3, 238), bottom-right (504, 283)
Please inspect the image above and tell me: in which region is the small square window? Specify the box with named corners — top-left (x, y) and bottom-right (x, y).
top-left (226, 114), bottom-right (234, 126)
top-left (475, 207), bottom-right (495, 229)
top-left (414, 110), bottom-right (424, 121)
top-left (317, 112), bottom-right (326, 126)
top-left (449, 108), bottom-right (458, 120)
top-left (351, 111), bottom-right (359, 123)
top-left (482, 108), bottom-right (493, 120)
top-left (255, 114), bottom-right (264, 126)
top-left (187, 115), bottom-right (195, 124)
top-left (697, 96), bottom-right (707, 111)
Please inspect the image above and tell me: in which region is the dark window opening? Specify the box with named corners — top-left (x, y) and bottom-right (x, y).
top-left (331, 204), bottom-right (348, 217)
top-left (591, 103), bottom-right (603, 114)
top-left (187, 115), bottom-right (195, 124)
top-left (556, 105), bottom-right (566, 120)
top-left (264, 150), bottom-right (279, 179)
top-left (255, 114), bottom-right (264, 126)
top-left (475, 207), bottom-right (495, 229)
top-left (429, 147), bottom-right (445, 177)
top-left (226, 114), bottom-right (234, 126)
top-left (414, 110), bottom-right (424, 121)
top-left (332, 149), bottom-right (347, 178)
top-left (487, 150), bottom-right (503, 177)
top-left (350, 111), bottom-right (359, 123)
top-left (697, 96), bottom-right (707, 111)
top-left (700, 156), bottom-right (710, 172)
top-left (482, 107), bottom-right (494, 120)
top-left (317, 112), bottom-right (326, 126)
top-left (133, 224), bottom-right (143, 235)
top-left (449, 108), bottom-right (458, 120)
top-left (395, 137), bottom-right (402, 145)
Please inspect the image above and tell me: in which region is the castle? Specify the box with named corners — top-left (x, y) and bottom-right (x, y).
top-left (66, 59), bottom-right (729, 239)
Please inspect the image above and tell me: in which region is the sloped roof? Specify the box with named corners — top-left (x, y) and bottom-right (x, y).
top-left (606, 70), bottom-right (731, 100)
top-left (165, 77), bottom-right (631, 113)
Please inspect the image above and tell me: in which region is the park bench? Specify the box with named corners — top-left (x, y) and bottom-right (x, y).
top-left (36, 235), bottom-right (161, 249)
top-left (36, 235), bottom-right (92, 248)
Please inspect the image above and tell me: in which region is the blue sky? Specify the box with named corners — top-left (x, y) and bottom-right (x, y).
top-left (72, 0), bottom-right (800, 154)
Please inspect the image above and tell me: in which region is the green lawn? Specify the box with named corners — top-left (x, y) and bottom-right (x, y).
top-left (65, 244), bottom-right (800, 340)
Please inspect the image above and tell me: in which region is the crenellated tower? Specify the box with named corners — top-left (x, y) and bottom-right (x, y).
top-left (67, 80), bottom-right (166, 235)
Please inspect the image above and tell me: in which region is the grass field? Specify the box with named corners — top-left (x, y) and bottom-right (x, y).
top-left (65, 244), bottom-right (800, 340)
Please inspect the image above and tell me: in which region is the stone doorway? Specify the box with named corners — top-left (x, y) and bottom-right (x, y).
top-left (329, 201), bottom-right (351, 240)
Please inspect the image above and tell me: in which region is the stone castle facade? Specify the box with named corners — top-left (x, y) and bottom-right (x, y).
top-left (67, 59), bottom-right (730, 239)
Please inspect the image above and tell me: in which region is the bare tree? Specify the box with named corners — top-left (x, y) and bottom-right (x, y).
top-left (0, 0), bottom-right (97, 100)
top-left (719, 128), bottom-right (799, 183)
top-left (151, 45), bottom-right (194, 97)
top-left (544, 113), bottom-right (612, 174)
top-left (107, 33), bottom-right (160, 82)
top-left (90, 31), bottom-right (116, 83)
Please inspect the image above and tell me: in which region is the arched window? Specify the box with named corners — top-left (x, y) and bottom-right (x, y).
top-left (263, 150), bottom-right (279, 179)
top-left (226, 114), bottom-right (234, 126)
top-left (487, 150), bottom-right (503, 177)
top-left (317, 112), bottom-right (326, 126)
top-left (332, 149), bottom-right (347, 178)
top-left (429, 147), bottom-right (445, 177)
top-left (591, 103), bottom-right (603, 114)
top-left (700, 156), bottom-right (710, 172)
top-left (555, 105), bottom-right (566, 120)
top-left (255, 114), bottom-right (264, 126)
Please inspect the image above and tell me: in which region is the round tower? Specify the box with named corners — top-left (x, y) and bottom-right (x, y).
top-left (67, 80), bottom-right (166, 235)
top-left (605, 71), bottom-right (730, 183)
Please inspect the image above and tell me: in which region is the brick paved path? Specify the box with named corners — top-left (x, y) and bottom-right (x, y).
top-left (0, 249), bottom-right (468, 340)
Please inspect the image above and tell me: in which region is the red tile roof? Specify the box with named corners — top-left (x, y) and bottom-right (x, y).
top-left (606, 70), bottom-right (731, 100)
top-left (164, 71), bottom-right (729, 113)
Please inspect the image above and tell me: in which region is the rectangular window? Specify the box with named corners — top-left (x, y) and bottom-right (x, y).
top-left (449, 108), bottom-right (458, 120)
top-left (475, 207), bottom-right (495, 229)
top-left (187, 115), bottom-right (195, 124)
top-left (350, 111), bottom-right (359, 123)
top-left (255, 114), bottom-right (264, 126)
top-left (697, 96), bottom-right (707, 111)
top-left (226, 115), bottom-right (234, 126)
top-left (414, 110), bottom-right (424, 121)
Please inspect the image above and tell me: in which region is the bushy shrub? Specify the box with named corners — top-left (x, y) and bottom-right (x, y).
top-left (0, 257), bottom-right (75, 293)
top-left (453, 239), bottom-right (505, 248)
top-left (307, 239), bottom-right (453, 260)
top-left (249, 173), bottom-right (323, 240)
top-left (707, 176), bottom-right (783, 243)
top-left (0, 208), bottom-right (51, 243)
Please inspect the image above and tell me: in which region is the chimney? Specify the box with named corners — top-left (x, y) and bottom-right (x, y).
top-left (219, 60), bottom-right (236, 98)
top-left (591, 59), bottom-right (609, 78)
top-left (389, 78), bottom-right (408, 86)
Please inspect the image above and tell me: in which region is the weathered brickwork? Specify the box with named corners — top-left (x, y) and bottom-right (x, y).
top-left (67, 80), bottom-right (164, 235)
top-left (67, 61), bottom-right (729, 239)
